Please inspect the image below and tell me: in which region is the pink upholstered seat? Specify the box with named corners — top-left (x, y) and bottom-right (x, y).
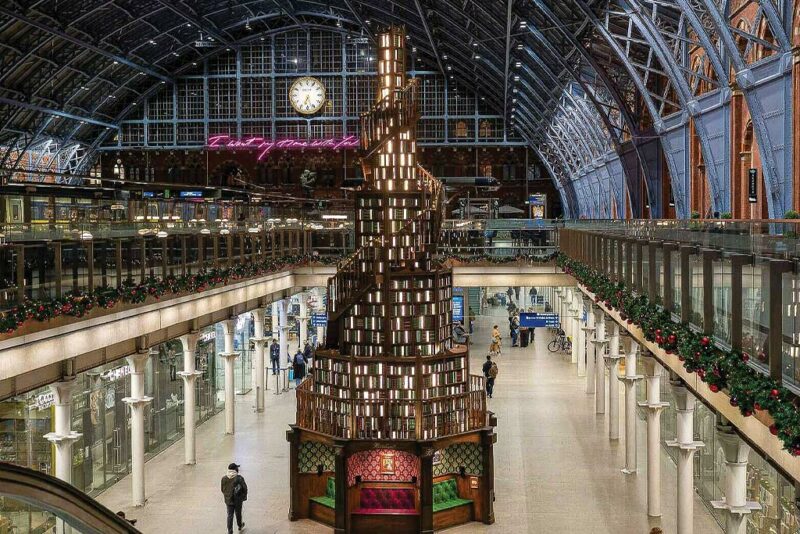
top-left (353, 488), bottom-right (417, 515)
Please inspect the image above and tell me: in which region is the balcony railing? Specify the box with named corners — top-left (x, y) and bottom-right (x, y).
top-left (295, 374), bottom-right (487, 441)
top-left (559, 224), bottom-right (800, 395)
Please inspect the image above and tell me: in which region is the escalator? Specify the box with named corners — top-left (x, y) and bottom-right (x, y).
top-left (0, 462), bottom-right (140, 533)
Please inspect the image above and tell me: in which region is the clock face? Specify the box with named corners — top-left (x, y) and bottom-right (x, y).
top-left (289, 77), bottom-right (326, 115)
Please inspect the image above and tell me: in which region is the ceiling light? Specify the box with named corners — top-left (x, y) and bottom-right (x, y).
top-left (322, 214), bottom-right (348, 220)
top-left (515, 61), bottom-right (522, 68)
top-left (149, 39), bottom-right (156, 45)
top-left (442, 54), bottom-right (448, 60)
top-left (472, 42), bottom-right (479, 48)
top-left (520, 21), bottom-right (528, 29)
top-left (517, 43), bottom-right (524, 50)
top-left (474, 54), bottom-right (481, 60)
top-left (514, 75), bottom-right (520, 81)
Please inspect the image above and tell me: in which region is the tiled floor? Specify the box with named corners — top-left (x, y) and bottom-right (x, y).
top-left (97, 307), bottom-right (721, 533)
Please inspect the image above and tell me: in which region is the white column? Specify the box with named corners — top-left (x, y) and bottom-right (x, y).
top-left (604, 322), bottom-right (623, 440)
top-left (619, 336), bottom-right (643, 474)
top-left (569, 291), bottom-right (579, 365)
top-left (314, 287), bottom-right (326, 347)
top-left (592, 307), bottom-right (607, 414)
top-left (298, 292), bottom-right (308, 346)
top-left (251, 308), bottom-right (267, 412)
top-left (44, 379), bottom-right (82, 483)
top-left (711, 426), bottom-right (761, 534)
top-left (582, 298), bottom-right (595, 393)
top-left (666, 383), bottom-right (704, 534)
top-left (177, 333), bottom-right (201, 465)
top-left (271, 301), bottom-right (280, 338)
top-left (638, 356), bottom-right (669, 517)
top-left (123, 351), bottom-right (153, 506)
top-left (45, 379), bottom-right (82, 534)
top-left (220, 318), bottom-right (239, 435)
top-left (278, 299), bottom-right (289, 364)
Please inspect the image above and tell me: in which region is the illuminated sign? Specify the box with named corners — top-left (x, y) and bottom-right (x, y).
top-left (207, 135), bottom-right (360, 161)
top-left (101, 365), bottom-right (131, 383)
top-left (32, 391), bottom-right (55, 410)
top-left (179, 190), bottom-right (204, 198)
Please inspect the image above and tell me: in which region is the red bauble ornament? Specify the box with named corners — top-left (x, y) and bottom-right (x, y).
top-left (678, 355), bottom-right (685, 362)
top-left (743, 410), bottom-right (752, 417)
top-left (754, 403), bottom-right (762, 411)
top-left (741, 353), bottom-right (749, 363)
top-left (655, 336), bottom-right (663, 344)
top-left (697, 369), bottom-right (706, 379)
top-left (769, 424), bottom-right (779, 435)
top-left (668, 334), bottom-right (677, 344)
top-left (709, 384), bottom-right (719, 393)
top-left (655, 329), bottom-right (662, 336)
top-left (770, 389), bottom-right (780, 399)
top-left (700, 336), bottom-right (710, 347)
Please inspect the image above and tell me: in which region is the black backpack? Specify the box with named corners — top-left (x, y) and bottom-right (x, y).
top-left (232, 476), bottom-right (247, 502)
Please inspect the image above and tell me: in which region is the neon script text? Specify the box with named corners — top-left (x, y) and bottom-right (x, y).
top-left (207, 135), bottom-right (360, 160)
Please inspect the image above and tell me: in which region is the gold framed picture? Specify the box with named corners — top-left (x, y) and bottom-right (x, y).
top-left (379, 452), bottom-right (395, 475)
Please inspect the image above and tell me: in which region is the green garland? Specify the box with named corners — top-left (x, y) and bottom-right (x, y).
top-left (440, 251), bottom-right (559, 264)
top-left (558, 253), bottom-right (800, 455)
top-left (0, 254), bottom-right (341, 336)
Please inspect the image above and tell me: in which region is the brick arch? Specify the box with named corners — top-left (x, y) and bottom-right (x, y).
top-left (690, 118), bottom-right (713, 217)
top-left (754, 16), bottom-right (777, 61)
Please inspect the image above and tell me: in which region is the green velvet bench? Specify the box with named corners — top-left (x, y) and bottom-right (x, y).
top-left (309, 477), bottom-right (335, 526)
top-left (432, 478), bottom-right (473, 530)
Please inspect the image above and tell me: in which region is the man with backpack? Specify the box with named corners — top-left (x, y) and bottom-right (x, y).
top-left (482, 355), bottom-right (498, 398)
top-left (221, 462), bottom-right (248, 533)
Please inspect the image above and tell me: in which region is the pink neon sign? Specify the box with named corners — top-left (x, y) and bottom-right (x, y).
top-left (207, 134), bottom-right (360, 160)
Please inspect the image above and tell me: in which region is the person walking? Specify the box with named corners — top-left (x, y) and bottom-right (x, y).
top-left (482, 355), bottom-right (498, 398)
top-left (303, 341), bottom-right (313, 364)
top-left (511, 314), bottom-right (520, 347)
top-left (489, 324), bottom-right (502, 356)
top-left (221, 462), bottom-right (247, 533)
top-left (292, 348), bottom-right (306, 385)
top-left (269, 339), bottom-right (280, 375)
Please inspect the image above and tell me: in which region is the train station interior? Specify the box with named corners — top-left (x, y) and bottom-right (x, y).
top-left (2, 1), bottom-right (800, 533)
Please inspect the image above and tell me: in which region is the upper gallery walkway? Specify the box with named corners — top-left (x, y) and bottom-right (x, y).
top-left (559, 220), bottom-right (800, 486)
top-left (0, 218), bottom-right (564, 399)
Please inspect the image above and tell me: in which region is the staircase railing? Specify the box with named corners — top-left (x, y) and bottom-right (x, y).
top-left (359, 79), bottom-right (419, 160)
top-left (327, 167), bottom-right (443, 322)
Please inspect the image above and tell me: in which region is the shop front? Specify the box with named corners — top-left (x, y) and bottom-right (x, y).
top-left (0, 331), bottom-right (226, 530)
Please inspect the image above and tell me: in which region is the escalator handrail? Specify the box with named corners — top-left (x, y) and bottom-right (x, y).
top-left (0, 461), bottom-right (141, 534)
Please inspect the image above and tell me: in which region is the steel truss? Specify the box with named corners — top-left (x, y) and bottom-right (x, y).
top-left (0, 0), bottom-right (795, 218)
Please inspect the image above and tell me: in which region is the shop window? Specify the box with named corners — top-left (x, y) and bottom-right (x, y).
top-left (454, 120), bottom-right (468, 138)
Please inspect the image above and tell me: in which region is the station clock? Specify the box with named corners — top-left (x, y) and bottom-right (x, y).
top-left (289, 76), bottom-right (327, 115)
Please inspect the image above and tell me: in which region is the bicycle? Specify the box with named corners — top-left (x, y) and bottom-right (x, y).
top-left (548, 333), bottom-right (572, 353)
